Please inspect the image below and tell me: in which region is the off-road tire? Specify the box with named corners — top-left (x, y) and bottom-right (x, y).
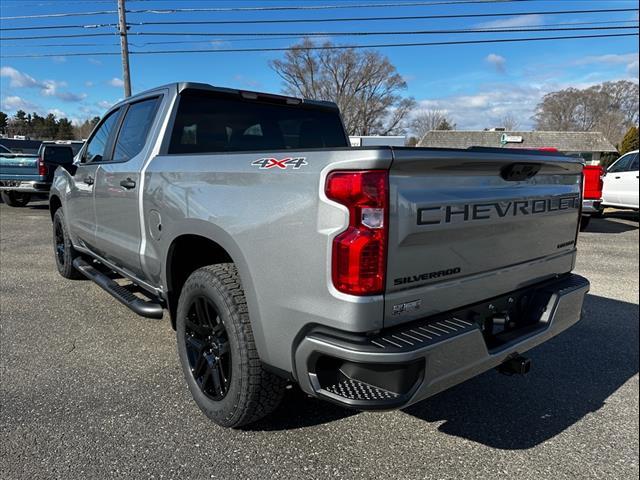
top-left (1, 191), bottom-right (31, 207)
top-left (176, 263), bottom-right (286, 428)
top-left (52, 209), bottom-right (83, 279)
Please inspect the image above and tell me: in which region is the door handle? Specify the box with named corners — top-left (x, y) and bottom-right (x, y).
top-left (615, 176), bottom-right (621, 179)
top-left (120, 178), bottom-right (136, 189)
top-left (83, 175), bottom-right (94, 185)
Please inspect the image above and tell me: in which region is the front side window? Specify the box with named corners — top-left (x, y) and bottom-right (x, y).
top-left (168, 91), bottom-right (348, 154)
top-left (608, 153), bottom-right (634, 173)
top-left (627, 153), bottom-right (639, 171)
top-left (84, 109), bottom-right (121, 163)
top-left (113, 97), bottom-right (160, 162)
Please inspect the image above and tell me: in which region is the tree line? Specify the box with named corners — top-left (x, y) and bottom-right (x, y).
top-left (0, 110), bottom-right (100, 141)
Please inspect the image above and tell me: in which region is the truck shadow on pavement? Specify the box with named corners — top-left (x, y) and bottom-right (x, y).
top-left (587, 213), bottom-right (638, 234)
top-left (403, 293), bottom-right (639, 449)
top-left (249, 294), bottom-right (638, 447)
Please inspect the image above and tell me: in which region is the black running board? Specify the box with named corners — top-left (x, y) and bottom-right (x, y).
top-left (73, 257), bottom-right (164, 319)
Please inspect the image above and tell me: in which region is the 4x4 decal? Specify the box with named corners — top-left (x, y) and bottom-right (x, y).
top-left (251, 157), bottom-right (307, 170)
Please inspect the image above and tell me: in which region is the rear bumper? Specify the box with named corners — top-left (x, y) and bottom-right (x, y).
top-left (582, 199), bottom-right (602, 214)
top-left (294, 274), bottom-right (589, 410)
top-left (0, 180), bottom-right (50, 193)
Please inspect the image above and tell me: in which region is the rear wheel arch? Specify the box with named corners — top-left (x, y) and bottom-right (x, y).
top-left (162, 228), bottom-right (271, 368)
top-left (165, 234), bottom-right (236, 326)
top-left (49, 195), bottom-right (62, 220)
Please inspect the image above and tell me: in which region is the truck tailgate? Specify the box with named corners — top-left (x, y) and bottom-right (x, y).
top-left (0, 155), bottom-right (40, 180)
top-left (384, 148), bottom-right (583, 327)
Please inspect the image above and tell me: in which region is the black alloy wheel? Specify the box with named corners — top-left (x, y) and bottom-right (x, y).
top-left (54, 219), bottom-right (66, 265)
top-left (184, 296), bottom-right (231, 400)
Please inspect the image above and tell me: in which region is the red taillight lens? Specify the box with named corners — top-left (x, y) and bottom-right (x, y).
top-left (326, 170), bottom-right (388, 295)
top-left (38, 156), bottom-right (47, 176)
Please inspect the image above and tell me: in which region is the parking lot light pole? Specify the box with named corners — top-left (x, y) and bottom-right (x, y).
top-left (117, 0), bottom-right (132, 97)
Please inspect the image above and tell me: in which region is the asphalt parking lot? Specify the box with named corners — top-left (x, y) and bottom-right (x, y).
top-left (1, 201), bottom-right (638, 480)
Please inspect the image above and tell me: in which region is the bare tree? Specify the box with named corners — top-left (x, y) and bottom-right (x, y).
top-left (410, 109), bottom-right (452, 140)
top-left (270, 39), bottom-right (415, 135)
top-left (533, 80), bottom-right (639, 144)
top-left (499, 113), bottom-right (520, 131)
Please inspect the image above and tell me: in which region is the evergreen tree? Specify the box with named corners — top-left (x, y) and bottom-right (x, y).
top-left (0, 111), bottom-right (7, 134)
top-left (619, 126), bottom-right (639, 155)
top-left (56, 118), bottom-right (75, 139)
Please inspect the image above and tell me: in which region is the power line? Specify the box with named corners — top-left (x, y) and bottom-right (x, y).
top-left (0, 23), bottom-right (118, 31)
top-left (130, 25), bottom-right (640, 37)
top-left (2, 7), bottom-right (637, 32)
top-left (132, 6), bottom-right (640, 26)
top-left (5, 21), bottom-right (634, 48)
top-left (3, 24), bottom-right (637, 41)
top-left (2, 32), bottom-right (637, 58)
top-left (0, 0), bottom-right (532, 20)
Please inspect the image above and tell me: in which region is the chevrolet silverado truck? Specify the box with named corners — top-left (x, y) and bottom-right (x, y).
top-left (0, 141), bottom-right (82, 206)
top-left (49, 83), bottom-right (590, 428)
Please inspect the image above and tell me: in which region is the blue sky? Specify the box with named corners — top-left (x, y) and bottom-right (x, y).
top-left (1, 0), bottom-right (638, 130)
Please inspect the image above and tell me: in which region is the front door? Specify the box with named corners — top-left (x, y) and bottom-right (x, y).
top-left (65, 107), bottom-right (122, 250)
top-left (93, 96), bottom-right (161, 278)
top-left (617, 152), bottom-right (639, 208)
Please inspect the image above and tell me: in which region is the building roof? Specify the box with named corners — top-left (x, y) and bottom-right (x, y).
top-left (417, 130), bottom-right (618, 153)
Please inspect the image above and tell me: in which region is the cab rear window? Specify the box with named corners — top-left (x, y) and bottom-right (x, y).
top-left (168, 92), bottom-right (348, 154)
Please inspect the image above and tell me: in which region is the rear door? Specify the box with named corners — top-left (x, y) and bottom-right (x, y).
top-left (65, 108), bottom-right (122, 250)
top-left (384, 148), bottom-right (583, 327)
top-left (618, 152), bottom-right (639, 208)
top-left (93, 95), bottom-right (162, 278)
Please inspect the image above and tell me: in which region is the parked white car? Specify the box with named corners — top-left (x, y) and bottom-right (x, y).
top-left (602, 149), bottom-right (639, 211)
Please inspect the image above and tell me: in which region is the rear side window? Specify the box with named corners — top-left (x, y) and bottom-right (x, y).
top-left (84, 108), bottom-right (121, 163)
top-left (113, 97), bottom-right (160, 162)
top-left (168, 92), bottom-right (347, 154)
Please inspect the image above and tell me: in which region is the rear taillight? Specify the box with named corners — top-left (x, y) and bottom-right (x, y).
top-left (325, 170), bottom-right (388, 295)
top-left (38, 156), bottom-right (47, 176)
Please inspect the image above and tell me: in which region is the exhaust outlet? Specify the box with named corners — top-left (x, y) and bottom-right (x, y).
top-left (497, 355), bottom-right (531, 376)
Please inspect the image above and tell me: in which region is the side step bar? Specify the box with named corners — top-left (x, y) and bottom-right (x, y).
top-left (72, 257), bottom-right (164, 319)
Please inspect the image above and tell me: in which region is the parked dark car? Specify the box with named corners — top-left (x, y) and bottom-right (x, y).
top-left (0, 141), bottom-right (83, 207)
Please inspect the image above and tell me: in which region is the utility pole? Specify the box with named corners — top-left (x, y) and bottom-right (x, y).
top-left (117, 0), bottom-right (132, 97)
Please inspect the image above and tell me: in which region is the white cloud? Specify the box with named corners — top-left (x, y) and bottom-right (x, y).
top-left (417, 84), bottom-right (547, 130)
top-left (574, 53), bottom-right (639, 79)
top-left (108, 77), bottom-right (125, 87)
top-left (88, 58), bottom-right (102, 66)
top-left (52, 56), bottom-right (67, 63)
top-left (477, 14), bottom-right (543, 29)
top-left (85, 81), bottom-right (94, 87)
top-left (0, 66), bottom-right (39, 88)
top-left (97, 100), bottom-right (113, 109)
top-left (575, 53), bottom-right (639, 66)
top-left (47, 108), bottom-right (68, 118)
top-left (1, 95), bottom-right (38, 111)
top-left (1, 66), bottom-right (86, 103)
top-left (485, 53), bottom-right (507, 73)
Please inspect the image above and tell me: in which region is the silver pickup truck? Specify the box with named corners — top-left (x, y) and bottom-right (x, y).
top-left (50, 82), bottom-right (589, 428)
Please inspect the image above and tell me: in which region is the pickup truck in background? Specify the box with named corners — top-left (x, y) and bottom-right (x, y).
top-left (580, 164), bottom-right (606, 230)
top-left (50, 83), bottom-right (590, 428)
top-left (0, 141), bottom-right (82, 207)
